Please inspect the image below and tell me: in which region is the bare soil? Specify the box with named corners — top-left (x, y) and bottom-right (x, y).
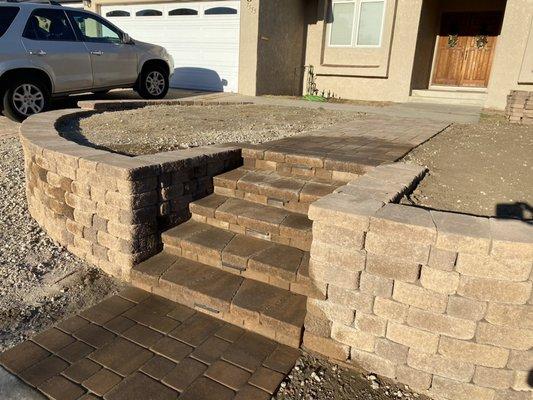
top-left (402, 114), bottom-right (533, 219)
top-left (57, 104), bottom-right (363, 156)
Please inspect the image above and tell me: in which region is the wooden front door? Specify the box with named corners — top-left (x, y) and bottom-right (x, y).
top-left (432, 12), bottom-right (502, 87)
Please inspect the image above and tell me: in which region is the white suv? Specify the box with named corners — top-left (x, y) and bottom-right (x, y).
top-left (0, 1), bottom-right (174, 121)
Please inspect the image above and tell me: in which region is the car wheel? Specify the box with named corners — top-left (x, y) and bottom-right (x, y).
top-left (137, 66), bottom-right (169, 99)
top-left (2, 78), bottom-right (49, 122)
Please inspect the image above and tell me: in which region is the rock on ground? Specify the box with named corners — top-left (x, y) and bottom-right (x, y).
top-left (0, 137), bottom-right (122, 352)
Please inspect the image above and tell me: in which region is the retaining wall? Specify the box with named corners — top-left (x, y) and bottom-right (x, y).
top-left (304, 163), bottom-right (533, 400)
top-left (20, 108), bottom-right (241, 280)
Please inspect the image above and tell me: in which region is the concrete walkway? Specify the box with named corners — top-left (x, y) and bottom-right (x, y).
top-left (205, 93), bottom-right (483, 124)
top-left (0, 288), bottom-right (299, 400)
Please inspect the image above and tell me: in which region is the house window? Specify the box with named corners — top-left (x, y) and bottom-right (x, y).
top-left (329, 0), bottom-right (385, 47)
top-left (205, 7), bottom-right (237, 15)
top-left (105, 10), bottom-right (130, 17)
top-left (136, 9), bottom-right (163, 16)
top-left (169, 8), bottom-right (198, 16)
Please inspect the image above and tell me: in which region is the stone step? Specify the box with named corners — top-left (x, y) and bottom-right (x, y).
top-left (189, 194), bottom-right (312, 251)
top-left (131, 252), bottom-right (307, 347)
top-left (160, 220), bottom-right (323, 299)
top-left (240, 140), bottom-right (378, 182)
top-left (213, 167), bottom-right (340, 215)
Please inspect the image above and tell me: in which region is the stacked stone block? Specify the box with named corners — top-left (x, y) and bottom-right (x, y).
top-left (304, 163), bottom-right (533, 400)
top-left (505, 90), bottom-right (533, 124)
top-left (21, 109), bottom-right (240, 280)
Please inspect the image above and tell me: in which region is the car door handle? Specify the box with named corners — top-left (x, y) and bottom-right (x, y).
top-left (29, 50), bottom-right (47, 56)
top-left (90, 51), bottom-right (104, 56)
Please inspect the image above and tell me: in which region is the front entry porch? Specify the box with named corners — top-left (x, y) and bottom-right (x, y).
top-left (410, 0), bottom-right (507, 106)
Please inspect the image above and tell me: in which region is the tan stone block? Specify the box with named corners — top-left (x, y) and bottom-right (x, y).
top-left (493, 389), bottom-right (530, 400)
top-left (310, 242), bottom-right (366, 271)
top-left (456, 253), bottom-right (532, 282)
top-left (365, 252), bottom-right (421, 283)
top-left (359, 272), bottom-right (393, 297)
top-left (331, 323), bottom-right (376, 352)
top-left (407, 308), bottom-right (476, 340)
top-left (431, 211), bottom-right (491, 255)
top-left (428, 247), bottom-right (457, 271)
top-left (373, 298), bottom-right (408, 323)
top-left (446, 296), bottom-right (487, 321)
top-left (473, 366), bottom-right (513, 389)
top-left (350, 349), bottom-right (396, 379)
top-left (392, 281), bottom-right (448, 313)
top-left (312, 221), bottom-right (365, 249)
top-left (308, 194), bottom-right (384, 231)
top-left (458, 276), bottom-right (531, 304)
top-left (303, 332), bottom-right (349, 361)
top-left (476, 322), bottom-right (533, 351)
top-left (71, 181), bottom-right (91, 198)
top-left (490, 218), bottom-right (533, 260)
top-left (439, 337), bottom-right (510, 368)
top-left (370, 203), bottom-right (436, 244)
top-left (430, 376), bottom-right (495, 400)
top-left (304, 313), bottom-right (332, 338)
top-left (485, 304), bottom-right (533, 330)
top-left (354, 312), bottom-right (387, 336)
top-left (507, 350), bottom-right (533, 371)
top-left (255, 159), bottom-right (277, 171)
top-left (309, 259), bottom-right (361, 290)
top-left (65, 219), bottom-right (84, 237)
top-left (386, 322), bottom-right (439, 354)
top-left (396, 365), bottom-right (432, 391)
top-left (307, 298), bottom-right (355, 326)
top-left (420, 266), bottom-right (459, 295)
top-left (511, 371), bottom-right (532, 392)
top-left (375, 338), bottom-right (408, 364)
top-left (365, 232), bottom-right (430, 264)
top-left (328, 285), bottom-right (374, 313)
top-left (407, 350), bottom-right (474, 382)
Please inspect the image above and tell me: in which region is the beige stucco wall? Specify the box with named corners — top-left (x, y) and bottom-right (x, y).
top-left (304, 0), bottom-right (423, 102)
top-left (486, 0), bottom-right (533, 109)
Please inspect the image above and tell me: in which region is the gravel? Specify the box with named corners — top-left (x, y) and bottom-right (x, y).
top-left (402, 114), bottom-right (533, 219)
top-left (57, 104), bottom-right (363, 156)
top-left (275, 353), bottom-right (429, 400)
top-left (0, 136), bottom-right (122, 352)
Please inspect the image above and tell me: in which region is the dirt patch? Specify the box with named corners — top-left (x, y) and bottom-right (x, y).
top-left (57, 104), bottom-right (363, 156)
top-left (0, 137), bottom-right (122, 352)
top-left (276, 353), bottom-right (427, 400)
top-left (402, 114), bottom-right (533, 219)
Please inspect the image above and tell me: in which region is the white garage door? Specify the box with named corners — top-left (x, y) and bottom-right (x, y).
top-left (100, 1), bottom-right (240, 92)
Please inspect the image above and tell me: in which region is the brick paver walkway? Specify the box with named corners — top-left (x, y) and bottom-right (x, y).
top-left (0, 288), bottom-right (299, 400)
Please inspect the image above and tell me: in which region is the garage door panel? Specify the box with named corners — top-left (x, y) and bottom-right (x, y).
top-left (101, 1), bottom-right (240, 92)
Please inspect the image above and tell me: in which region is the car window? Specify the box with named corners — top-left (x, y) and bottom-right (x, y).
top-left (68, 11), bottom-right (122, 44)
top-left (0, 7), bottom-right (20, 38)
top-left (23, 9), bottom-right (77, 42)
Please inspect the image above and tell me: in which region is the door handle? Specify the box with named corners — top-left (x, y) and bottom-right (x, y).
top-left (90, 50), bottom-right (104, 56)
top-left (29, 50), bottom-right (47, 56)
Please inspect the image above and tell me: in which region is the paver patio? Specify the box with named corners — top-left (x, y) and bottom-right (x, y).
top-left (0, 287), bottom-right (299, 400)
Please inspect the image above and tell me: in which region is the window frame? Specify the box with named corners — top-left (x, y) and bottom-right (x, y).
top-left (328, 0), bottom-right (386, 49)
top-left (66, 10), bottom-right (124, 44)
top-left (22, 8), bottom-right (79, 42)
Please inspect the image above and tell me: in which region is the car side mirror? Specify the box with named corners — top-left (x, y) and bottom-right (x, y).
top-left (122, 33), bottom-right (133, 44)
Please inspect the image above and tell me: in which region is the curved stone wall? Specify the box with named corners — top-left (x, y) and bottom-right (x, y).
top-left (304, 163), bottom-right (533, 400)
top-left (20, 108), bottom-right (241, 280)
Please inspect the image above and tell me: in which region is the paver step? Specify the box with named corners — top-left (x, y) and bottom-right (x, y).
top-left (131, 252), bottom-right (307, 347)
top-left (213, 167), bottom-right (341, 215)
top-left (189, 194), bottom-right (313, 251)
top-left (160, 220), bottom-right (322, 299)
top-left (240, 140), bottom-right (379, 182)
